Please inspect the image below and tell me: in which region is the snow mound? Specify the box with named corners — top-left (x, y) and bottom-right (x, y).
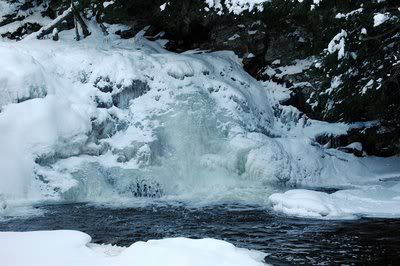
top-left (269, 185), bottom-right (400, 219)
top-left (0, 230), bottom-right (267, 266)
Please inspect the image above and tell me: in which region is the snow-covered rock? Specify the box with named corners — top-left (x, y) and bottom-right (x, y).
top-left (373, 13), bottom-right (391, 27)
top-left (269, 184), bottom-right (400, 219)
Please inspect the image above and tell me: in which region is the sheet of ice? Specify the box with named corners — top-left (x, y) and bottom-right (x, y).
top-left (0, 230), bottom-right (267, 266)
top-left (269, 184), bottom-right (400, 219)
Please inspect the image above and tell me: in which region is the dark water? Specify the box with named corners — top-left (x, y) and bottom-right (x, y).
top-left (1, 203), bottom-right (400, 265)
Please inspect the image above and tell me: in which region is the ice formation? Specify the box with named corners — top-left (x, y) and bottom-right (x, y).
top-left (0, 23), bottom-right (399, 219)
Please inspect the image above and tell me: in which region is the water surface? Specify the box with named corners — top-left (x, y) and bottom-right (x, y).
top-left (1, 203), bottom-right (399, 265)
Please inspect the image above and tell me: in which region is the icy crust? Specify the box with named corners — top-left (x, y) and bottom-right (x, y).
top-left (269, 185), bottom-right (400, 219)
top-left (0, 230), bottom-right (267, 266)
top-left (0, 24), bottom-right (400, 213)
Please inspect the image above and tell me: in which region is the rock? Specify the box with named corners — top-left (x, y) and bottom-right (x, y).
top-left (112, 80), bottom-right (151, 109)
top-left (52, 28), bottom-right (59, 41)
top-left (315, 126), bottom-right (400, 157)
top-left (115, 28), bottom-right (137, 39)
top-left (338, 142), bottom-right (364, 157)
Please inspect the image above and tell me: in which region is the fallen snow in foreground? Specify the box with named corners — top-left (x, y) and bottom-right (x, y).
top-left (269, 184), bottom-right (400, 219)
top-left (0, 230), bottom-right (266, 266)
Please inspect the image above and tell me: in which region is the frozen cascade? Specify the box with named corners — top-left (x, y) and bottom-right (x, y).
top-left (1, 25), bottom-right (400, 216)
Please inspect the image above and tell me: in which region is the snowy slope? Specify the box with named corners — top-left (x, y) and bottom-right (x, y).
top-left (0, 23), bottom-right (399, 218)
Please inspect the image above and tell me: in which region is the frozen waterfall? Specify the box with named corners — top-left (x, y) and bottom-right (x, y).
top-left (1, 25), bottom-right (400, 218)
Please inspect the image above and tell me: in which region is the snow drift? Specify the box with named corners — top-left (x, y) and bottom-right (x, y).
top-left (270, 185), bottom-right (400, 219)
top-left (0, 230), bottom-right (267, 266)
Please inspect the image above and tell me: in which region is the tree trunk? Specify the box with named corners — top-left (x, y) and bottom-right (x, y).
top-left (71, 0), bottom-right (90, 39)
top-left (26, 7), bottom-right (73, 39)
top-left (73, 10), bottom-right (90, 38)
top-left (25, 0), bottom-right (90, 41)
top-left (73, 12), bottom-right (80, 41)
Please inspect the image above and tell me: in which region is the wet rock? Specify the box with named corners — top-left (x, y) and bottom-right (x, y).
top-left (90, 115), bottom-right (127, 140)
top-left (115, 28), bottom-right (137, 39)
top-left (112, 80), bottom-right (151, 109)
top-left (316, 126), bottom-right (400, 157)
top-left (94, 76), bottom-right (114, 93)
top-left (81, 142), bottom-right (110, 156)
top-left (265, 28), bottom-right (312, 65)
top-left (94, 95), bottom-right (113, 109)
top-left (127, 178), bottom-right (163, 198)
top-left (0, 194), bottom-right (7, 212)
top-left (113, 140), bottom-right (160, 167)
top-left (15, 86), bottom-right (48, 104)
top-left (338, 142), bottom-right (364, 157)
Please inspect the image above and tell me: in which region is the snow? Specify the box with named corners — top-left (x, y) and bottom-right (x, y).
top-left (103, 1), bottom-right (114, 8)
top-left (326, 75), bottom-right (342, 95)
top-left (0, 5), bottom-right (52, 36)
top-left (373, 13), bottom-right (390, 27)
top-left (160, 3), bottom-right (167, 11)
top-left (335, 8), bottom-right (363, 20)
top-left (269, 184), bottom-right (400, 219)
top-left (25, 7), bottom-right (73, 40)
top-left (263, 58), bottom-right (314, 80)
top-left (204, 0), bottom-right (322, 14)
top-left (0, 230), bottom-right (267, 266)
top-left (344, 142), bottom-right (362, 151)
top-left (361, 79), bottom-right (374, 94)
top-left (327, 30), bottom-right (347, 60)
top-left (0, 44), bottom-right (48, 107)
top-left (228, 33), bottom-right (240, 41)
top-left (205, 0), bottom-right (266, 14)
top-left (0, 96), bottom-right (90, 200)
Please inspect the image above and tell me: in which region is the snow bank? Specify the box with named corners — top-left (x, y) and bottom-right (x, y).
top-left (0, 230), bottom-right (267, 266)
top-left (269, 184), bottom-right (400, 219)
